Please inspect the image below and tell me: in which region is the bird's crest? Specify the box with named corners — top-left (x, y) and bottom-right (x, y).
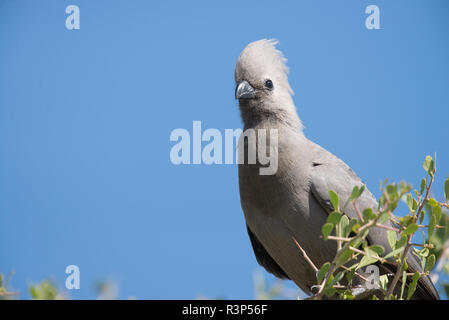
top-left (236, 39), bottom-right (293, 96)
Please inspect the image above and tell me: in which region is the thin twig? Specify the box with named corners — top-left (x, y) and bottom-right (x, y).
top-left (385, 272), bottom-right (425, 277)
top-left (417, 224), bottom-right (445, 229)
top-left (348, 246), bottom-right (388, 264)
top-left (339, 265), bottom-right (369, 282)
top-left (349, 246), bottom-right (365, 255)
top-left (410, 243), bottom-right (434, 248)
top-left (292, 236), bottom-right (318, 273)
top-left (439, 202), bottom-right (449, 209)
top-left (352, 201), bottom-right (364, 223)
top-left (373, 223), bottom-right (400, 232)
top-left (323, 235), bottom-right (352, 242)
top-left (416, 169), bottom-right (435, 221)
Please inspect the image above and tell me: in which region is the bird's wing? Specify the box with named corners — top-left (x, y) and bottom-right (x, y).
top-left (309, 142), bottom-right (439, 300)
top-left (246, 225), bottom-right (290, 280)
top-left (309, 149), bottom-right (388, 248)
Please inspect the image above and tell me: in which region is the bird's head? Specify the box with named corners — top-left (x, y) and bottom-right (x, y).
top-left (235, 39), bottom-right (300, 128)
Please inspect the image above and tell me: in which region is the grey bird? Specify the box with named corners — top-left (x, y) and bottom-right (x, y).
top-left (234, 39), bottom-right (439, 300)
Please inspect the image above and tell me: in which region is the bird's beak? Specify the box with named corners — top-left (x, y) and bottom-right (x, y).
top-left (235, 80), bottom-right (255, 99)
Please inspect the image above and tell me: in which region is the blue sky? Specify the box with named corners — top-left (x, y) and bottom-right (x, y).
top-left (1, 0), bottom-right (448, 299)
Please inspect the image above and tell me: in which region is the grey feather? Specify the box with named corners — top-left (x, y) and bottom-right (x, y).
top-left (247, 225), bottom-right (290, 279)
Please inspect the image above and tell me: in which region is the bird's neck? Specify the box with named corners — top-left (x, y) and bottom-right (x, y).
top-left (240, 100), bottom-right (303, 133)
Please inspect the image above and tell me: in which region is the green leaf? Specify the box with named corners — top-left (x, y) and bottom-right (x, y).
top-left (322, 223), bottom-right (334, 240)
top-left (29, 286), bottom-right (38, 299)
top-left (420, 178), bottom-right (426, 195)
top-left (349, 186), bottom-right (359, 201)
top-left (402, 260), bottom-right (409, 272)
top-left (419, 209), bottom-right (426, 225)
top-left (323, 286), bottom-right (336, 298)
top-left (379, 194), bottom-right (386, 209)
top-left (400, 271), bottom-right (407, 299)
top-left (378, 211), bottom-right (390, 224)
top-left (412, 198), bottom-right (418, 211)
top-left (327, 211), bottom-right (342, 226)
top-left (351, 237), bottom-right (363, 250)
top-left (397, 235), bottom-right (408, 249)
top-left (386, 184), bottom-right (398, 202)
top-left (445, 176), bottom-right (449, 201)
top-left (428, 214), bottom-right (436, 243)
top-left (387, 230), bottom-right (397, 250)
top-left (336, 248), bottom-right (353, 266)
top-left (425, 254), bottom-right (436, 273)
top-left (329, 190), bottom-right (339, 211)
top-left (400, 215), bottom-right (413, 226)
top-left (368, 245), bottom-right (385, 256)
top-left (362, 239), bottom-right (368, 249)
top-left (342, 290), bottom-right (355, 300)
top-left (361, 229), bottom-right (370, 239)
top-left (403, 223), bottom-right (418, 236)
top-left (379, 275), bottom-right (389, 291)
top-left (423, 155), bottom-right (434, 175)
top-left (358, 185), bottom-right (365, 198)
top-left (345, 218), bottom-right (358, 237)
top-left (356, 247), bottom-right (380, 270)
top-left (416, 247), bottom-right (429, 258)
top-left (339, 215), bottom-right (349, 237)
top-left (406, 194), bottom-right (414, 212)
top-left (400, 181), bottom-right (412, 194)
top-left (427, 198), bottom-right (438, 207)
top-left (384, 247), bottom-right (405, 259)
top-left (407, 272), bottom-right (421, 300)
top-left (352, 223), bottom-right (361, 233)
top-left (345, 269), bottom-right (355, 283)
top-left (330, 271), bottom-right (345, 286)
top-left (317, 262), bottom-right (331, 283)
top-left (356, 254), bottom-right (378, 270)
top-left (362, 208), bottom-right (376, 222)
top-left (29, 281), bottom-right (58, 300)
top-left (412, 247), bottom-right (421, 257)
top-left (432, 205), bottom-right (442, 225)
top-left (349, 185), bottom-right (365, 202)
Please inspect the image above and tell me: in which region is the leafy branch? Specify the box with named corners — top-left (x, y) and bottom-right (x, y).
top-left (296, 155), bottom-right (449, 300)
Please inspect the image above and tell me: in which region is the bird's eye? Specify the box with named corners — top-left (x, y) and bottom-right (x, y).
top-left (264, 79), bottom-right (273, 89)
